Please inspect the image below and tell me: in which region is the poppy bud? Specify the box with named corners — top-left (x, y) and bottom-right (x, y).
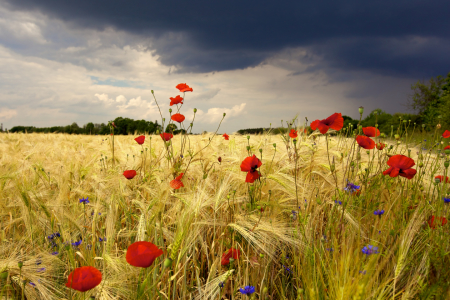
top-left (445, 149), bottom-right (450, 155)
top-left (357, 153), bottom-right (361, 160)
top-left (330, 164), bottom-right (335, 172)
top-left (246, 146), bottom-right (250, 151)
top-left (169, 108), bottom-right (172, 113)
top-left (259, 149), bottom-right (263, 153)
top-left (0, 271), bottom-right (7, 280)
top-left (419, 162), bottom-right (423, 168)
top-left (247, 136), bottom-right (250, 140)
top-left (437, 124), bottom-right (441, 129)
top-left (394, 134), bottom-right (400, 140)
top-left (435, 178), bottom-right (440, 183)
top-left (260, 253), bottom-right (264, 258)
top-left (18, 261), bottom-right (23, 269)
top-left (273, 143), bottom-right (276, 148)
top-left (263, 287), bottom-right (269, 294)
top-left (151, 90), bottom-right (154, 94)
top-left (420, 186), bottom-right (424, 191)
top-left (293, 139), bottom-right (297, 144)
top-left (193, 108), bottom-right (197, 113)
top-left (445, 161), bottom-right (449, 168)
top-left (366, 151), bottom-right (370, 155)
top-left (218, 157), bottom-right (222, 163)
top-left (223, 113), bottom-right (226, 117)
top-left (358, 106), bottom-right (364, 115)
top-left (375, 124), bottom-right (378, 128)
top-left (268, 190), bottom-right (272, 195)
top-left (380, 133), bottom-right (385, 138)
top-left (164, 258), bottom-right (172, 268)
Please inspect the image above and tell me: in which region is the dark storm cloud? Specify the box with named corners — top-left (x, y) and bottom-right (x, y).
top-left (3, 0), bottom-right (450, 77)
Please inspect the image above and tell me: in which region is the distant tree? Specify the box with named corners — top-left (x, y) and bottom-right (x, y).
top-left (166, 123), bottom-right (177, 134)
top-left (406, 74), bottom-right (447, 115)
top-left (86, 122), bottom-right (95, 134)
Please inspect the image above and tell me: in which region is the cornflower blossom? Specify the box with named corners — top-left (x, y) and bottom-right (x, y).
top-left (374, 210), bottom-right (385, 216)
top-left (335, 200), bottom-right (342, 205)
top-left (362, 245), bottom-right (378, 255)
top-left (444, 197), bottom-right (450, 204)
top-left (79, 197), bottom-right (89, 204)
top-left (239, 285), bottom-right (256, 295)
top-left (344, 181), bottom-right (360, 193)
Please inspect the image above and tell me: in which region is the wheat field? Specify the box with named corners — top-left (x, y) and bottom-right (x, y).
top-left (0, 129), bottom-right (449, 300)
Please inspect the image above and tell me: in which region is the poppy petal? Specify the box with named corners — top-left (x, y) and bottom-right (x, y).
top-left (389, 167), bottom-right (400, 178)
top-left (66, 266), bottom-right (102, 292)
top-left (442, 130), bottom-right (450, 138)
top-left (362, 127), bottom-right (380, 137)
top-left (310, 120), bottom-right (319, 131)
top-left (382, 166), bottom-right (394, 176)
top-left (325, 113), bottom-right (344, 131)
top-left (356, 135), bottom-right (375, 149)
top-left (399, 168), bottom-right (417, 179)
top-left (126, 241), bottom-right (163, 268)
top-left (289, 129), bottom-right (298, 138)
top-left (245, 170), bottom-right (260, 183)
top-left (176, 83), bottom-right (193, 93)
top-left (317, 122), bottom-right (329, 134)
top-left (134, 135), bottom-right (145, 145)
top-left (171, 113), bottom-right (185, 123)
top-left (387, 155), bottom-right (415, 169)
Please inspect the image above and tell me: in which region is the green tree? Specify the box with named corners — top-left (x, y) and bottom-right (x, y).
top-left (166, 123), bottom-right (177, 133)
top-left (85, 122), bottom-right (95, 135)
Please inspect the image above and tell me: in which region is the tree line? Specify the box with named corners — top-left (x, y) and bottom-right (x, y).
top-left (3, 71), bottom-right (449, 135)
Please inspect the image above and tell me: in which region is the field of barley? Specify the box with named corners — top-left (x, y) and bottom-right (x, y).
top-left (0, 120), bottom-right (450, 299)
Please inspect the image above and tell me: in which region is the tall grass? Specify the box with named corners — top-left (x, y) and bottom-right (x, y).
top-left (0, 124), bottom-right (449, 299)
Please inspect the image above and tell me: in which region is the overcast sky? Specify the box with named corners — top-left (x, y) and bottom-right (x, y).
top-left (0, 0), bottom-right (449, 133)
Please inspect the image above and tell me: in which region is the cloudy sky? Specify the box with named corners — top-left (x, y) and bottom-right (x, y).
top-left (0, 0), bottom-right (449, 133)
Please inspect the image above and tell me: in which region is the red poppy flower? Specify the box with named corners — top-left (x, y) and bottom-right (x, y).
top-left (110, 133), bottom-right (113, 135)
top-left (356, 135), bottom-right (375, 149)
top-left (240, 155), bottom-right (262, 183)
top-left (435, 175), bottom-right (450, 183)
top-left (382, 155), bottom-right (417, 179)
top-left (169, 95), bottom-right (184, 106)
top-left (445, 145), bottom-right (450, 150)
top-left (428, 215), bottom-right (447, 229)
top-left (376, 142), bottom-right (385, 150)
top-left (123, 170), bottom-right (137, 179)
top-left (303, 128), bottom-right (308, 134)
top-left (221, 248), bottom-right (240, 265)
top-left (134, 135), bottom-right (145, 145)
top-left (160, 132), bottom-right (174, 142)
top-left (443, 130), bottom-right (450, 138)
top-left (289, 129), bottom-right (298, 139)
top-left (310, 113), bottom-right (344, 134)
top-left (362, 127), bottom-right (380, 137)
top-left (218, 157), bottom-right (222, 163)
top-left (126, 241), bottom-right (163, 268)
top-left (176, 83), bottom-right (193, 93)
top-left (65, 266), bottom-right (102, 292)
top-left (223, 133), bottom-right (229, 140)
top-left (170, 173), bottom-right (184, 189)
top-left (171, 113), bottom-right (185, 123)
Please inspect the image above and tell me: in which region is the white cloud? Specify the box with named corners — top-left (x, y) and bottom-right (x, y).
top-left (0, 108), bottom-right (17, 119)
top-left (200, 103), bottom-right (246, 124)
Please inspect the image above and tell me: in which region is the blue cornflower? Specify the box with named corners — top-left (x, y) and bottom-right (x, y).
top-left (47, 234), bottom-right (54, 240)
top-left (51, 251), bottom-right (59, 255)
top-left (359, 270), bottom-right (367, 275)
top-left (443, 197), bottom-right (450, 204)
top-left (335, 200), bottom-right (342, 205)
top-left (37, 268), bottom-right (45, 272)
top-left (374, 210), bottom-right (385, 216)
top-left (54, 232), bottom-right (60, 237)
top-left (29, 282), bottom-right (36, 287)
top-left (283, 265), bottom-right (293, 273)
top-left (36, 259), bottom-right (42, 265)
top-left (344, 180), bottom-right (361, 193)
top-left (239, 286), bottom-right (256, 295)
top-left (326, 248), bottom-right (333, 252)
top-left (218, 282), bottom-right (224, 288)
top-left (79, 197), bottom-right (89, 204)
top-left (99, 237), bottom-right (107, 242)
top-left (362, 245), bottom-right (379, 255)
top-left (72, 239), bottom-right (82, 247)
